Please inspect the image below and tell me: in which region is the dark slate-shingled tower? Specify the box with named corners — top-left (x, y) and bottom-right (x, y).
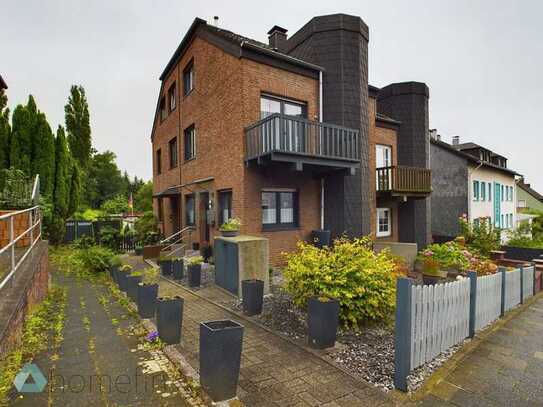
top-left (378, 82), bottom-right (431, 248)
top-left (285, 14), bottom-right (371, 238)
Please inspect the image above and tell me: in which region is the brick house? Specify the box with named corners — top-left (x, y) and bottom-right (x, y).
top-left (430, 134), bottom-right (520, 242)
top-left (151, 14), bottom-right (432, 264)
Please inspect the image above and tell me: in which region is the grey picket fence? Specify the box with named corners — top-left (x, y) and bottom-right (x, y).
top-left (394, 264), bottom-right (539, 391)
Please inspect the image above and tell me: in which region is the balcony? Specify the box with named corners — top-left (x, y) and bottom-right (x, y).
top-left (245, 114), bottom-right (360, 174)
top-left (376, 166), bottom-right (432, 198)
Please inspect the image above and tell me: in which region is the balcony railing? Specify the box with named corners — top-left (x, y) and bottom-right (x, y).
top-left (245, 113), bottom-right (360, 162)
top-left (376, 166), bottom-right (432, 194)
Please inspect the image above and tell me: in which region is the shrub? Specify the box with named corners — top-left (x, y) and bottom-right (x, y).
top-left (283, 237), bottom-right (398, 328)
top-left (98, 226), bottom-right (120, 251)
top-left (187, 256), bottom-right (204, 266)
top-left (75, 245), bottom-right (116, 274)
top-left (141, 267), bottom-right (160, 285)
top-left (220, 217), bottom-right (241, 231)
top-left (505, 223), bottom-right (543, 249)
top-left (459, 216), bottom-right (500, 257)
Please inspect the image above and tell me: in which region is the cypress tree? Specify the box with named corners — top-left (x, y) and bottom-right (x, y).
top-left (53, 126), bottom-right (70, 218)
top-left (67, 161), bottom-right (81, 217)
top-left (65, 85), bottom-right (91, 169)
top-left (0, 87), bottom-right (10, 169)
top-left (9, 104), bottom-right (32, 174)
top-left (33, 112), bottom-right (56, 197)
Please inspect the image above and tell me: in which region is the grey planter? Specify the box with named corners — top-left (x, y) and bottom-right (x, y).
top-left (200, 320), bottom-right (244, 402)
top-left (126, 275), bottom-right (142, 302)
top-left (137, 283), bottom-right (158, 318)
top-left (156, 297), bottom-right (183, 345)
top-left (307, 297), bottom-right (340, 349)
top-left (117, 271), bottom-right (130, 292)
top-left (188, 264), bottom-right (201, 287)
top-left (241, 279), bottom-right (264, 316)
top-left (159, 259), bottom-right (173, 276)
top-left (172, 259), bottom-right (184, 280)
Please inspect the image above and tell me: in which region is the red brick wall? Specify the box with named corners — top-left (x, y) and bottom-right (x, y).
top-left (0, 241), bottom-right (49, 358)
top-left (152, 36), bottom-right (320, 264)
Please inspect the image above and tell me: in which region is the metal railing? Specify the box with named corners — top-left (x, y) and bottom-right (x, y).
top-left (0, 205), bottom-right (42, 290)
top-left (160, 226), bottom-right (195, 258)
top-left (245, 113), bottom-right (360, 161)
top-left (376, 166), bottom-right (432, 194)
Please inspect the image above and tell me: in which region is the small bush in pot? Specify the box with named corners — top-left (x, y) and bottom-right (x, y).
top-left (156, 295), bottom-right (184, 344)
top-left (241, 268), bottom-right (264, 316)
top-left (219, 217), bottom-right (241, 237)
top-left (126, 270), bottom-right (143, 302)
top-left (187, 256), bottom-right (203, 287)
top-left (137, 267), bottom-right (159, 318)
top-left (117, 264), bottom-right (133, 292)
top-left (158, 255), bottom-right (173, 276)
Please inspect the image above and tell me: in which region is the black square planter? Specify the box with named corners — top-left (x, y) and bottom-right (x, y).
top-left (241, 279), bottom-right (264, 316)
top-left (307, 297), bottom-right (340, 349)
top-left (117, 271), bottom-right (129, 292)
top-left (311, 229), bottom-right (331, 248)
top-left (188, 264), bottom-right (201, 287)
top-left (109, 265), bottom-right (119, 282)
top-left (156, 297), bottom-right (183, 345)
top-left (172, 259), bottom-right (184, 280)
top-left (125, 275), bottom-right (142, 302)
top-left (137, 283), bottom-right (158, 319)
top-left (200, 320), bottom-right (244, 402)
top-left (159, 259), bottom-right (173, 276)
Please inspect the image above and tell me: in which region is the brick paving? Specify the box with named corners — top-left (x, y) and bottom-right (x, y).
top-left (154, 275), bottom-right (395, 406)
top-left (414, 294), bottom-right (543, 406)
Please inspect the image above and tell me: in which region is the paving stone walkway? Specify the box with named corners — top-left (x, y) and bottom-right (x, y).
top-left (11, 267), bottom-right (188, 406)
top-left (146, 264), bottom-right (395, 406)
top-left (415, 294), bottom-right (543, 406)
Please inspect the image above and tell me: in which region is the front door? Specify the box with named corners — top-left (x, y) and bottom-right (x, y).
top-left (170, 196), bottom-right (180, 233)
top-left (199, 192), bottom-right (210, 244)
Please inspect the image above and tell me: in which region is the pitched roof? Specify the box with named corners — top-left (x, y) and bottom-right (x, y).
top-left (454, 142), bottom-right (481, 150)
top-left (0, 75), bottom-right (7, 90)
top-left (518, 180), bottom-right (543, 203)
top-left (431, 138), bottom-right (520, 177)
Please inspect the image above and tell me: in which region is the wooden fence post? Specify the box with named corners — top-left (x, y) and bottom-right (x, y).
top-left (468, 271), bottom-right (477, 338)
top-left (520, 266), bottom-right (524, 304)
top-left (499, 266), bottom-right (506, 317)
top-left (394, 277), bottom-right (412, 392)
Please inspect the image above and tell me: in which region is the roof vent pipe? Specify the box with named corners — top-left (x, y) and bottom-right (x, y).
top-left (452, 135), bottom-right (460, 145)
top-left (213, 16), bottom-right (219, 27)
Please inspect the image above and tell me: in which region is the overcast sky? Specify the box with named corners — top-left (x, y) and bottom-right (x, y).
top-left (2, 0), bottom-right (542, 190)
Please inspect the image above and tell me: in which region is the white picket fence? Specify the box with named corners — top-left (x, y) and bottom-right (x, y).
top-left (474, 272), bottom-right (502, 331)
top-left (523, 266), bottom-right (535, 300)
top-left (504, 269), bottom-right (521, 312)
top-left (410, 278), bottom-right (470, 370)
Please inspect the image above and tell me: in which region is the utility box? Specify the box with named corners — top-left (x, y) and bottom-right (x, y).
top-left (214, 235), bottom-right (269, 297)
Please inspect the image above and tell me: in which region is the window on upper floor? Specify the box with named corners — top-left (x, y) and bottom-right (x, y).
top-left (473, 181), bottom-right (479, 201)
top-left (155, 149), bottom-right (162, 175)
top-left (260, 94), bottom-right (307, 119)
top-left (169, 137), bottom-right (178, 169)
top-left (501, 185), bottom-right (505, 202)
top-left (168, 83), bottom-right (176, 112)
top-left (488, 183), bottom-right (492, 202)
top-left (481, 182), bottom-right (486, 201)
top-left (183, 61), bottom-right (194, 96)
top-left (159, 97), bottom-right (167, 121)
top-left (184, 125), bottom-right (196, 161)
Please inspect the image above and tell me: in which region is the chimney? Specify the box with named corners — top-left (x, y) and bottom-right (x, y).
top-left (452, 135), bottom-right (460, 146)
top-left (437, 134), bottom-right (441, 141)
top-left (213, 16), bottom-right (219, 27)
top-left (267, 25), bottom-right (288, 51)
top-left (429, 129), bottom-right (437, 140)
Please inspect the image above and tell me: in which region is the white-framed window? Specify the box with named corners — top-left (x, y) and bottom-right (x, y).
top-left (481, 182), bottom-right (486, 201)
top-left (473, 181), bottom-right (480, 201)
top-left (488, 183), bottom-right (492, 202)
top-left (376, 208), bottom-right (391, 237)
top-left (501, 185), bottom-right (504, 202)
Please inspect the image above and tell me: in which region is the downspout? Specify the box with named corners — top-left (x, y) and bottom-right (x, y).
top-left (319, 71), bottom-right (325, 230)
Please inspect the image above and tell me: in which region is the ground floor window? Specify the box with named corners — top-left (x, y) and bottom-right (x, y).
top-left (262, 189), bottom-right (298, 229)
top-left (218, 190), bottom-right (232, 226)
top-left (185, 194), bottom-right (195, 226)
top-left (376, 207), bottom-right (391, 237)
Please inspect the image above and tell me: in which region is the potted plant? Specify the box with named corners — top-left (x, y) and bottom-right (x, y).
top-left (137, 267), bottom-right (160, 318)
top-left (219, 218), bottom-right (241, 237)
top-left (199, 320), bottom-right (244, 402)
top-left (117, 264), bottom-right (133, 292)
top-left (156, 296), bottom-right (184, 345)
top-left (134, 245), bottom-right (143, 256)
top-left (307, 296), bottom-right (340, 349)
top-left (109, 256), bottom-right (122, 283)
top-left (172, 257), bottom-right (184, 280)
top-left (187, 256), bottom-right (203, 287)
top-left (158, 255), bottom-right (173, 276)
top-left (421, 257), bottom-right (447, 285)
top-left (241, 267), bottom-right (264, 316)
top-left (126, 270), bottom-right (143, 302)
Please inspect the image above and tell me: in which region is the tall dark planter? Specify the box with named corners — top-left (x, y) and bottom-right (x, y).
top-left (241, 279), bottom-right (264, 316)
top-left (137, 284), bottom-right (158, 318)
top-left (109, 265), bottom-right (119, 282)
top-left (200, 320), bottom-right (244, 402)
top-left (311, 230), bottom-right (331, 248)
top-left (172, 259), bottom-right (184, 280)
top-left (126, 275), bottom-right (142, 302)
top-left (307, 297), bottom-right (340, 349)
top-left (117, 271), bottom-right (129, 292)
top-left (160, 259), bottom-right (173, 276)
top-left (156, 297), bottom-right (183, 345)
top-left (188, 264), bottom-right (201, 287)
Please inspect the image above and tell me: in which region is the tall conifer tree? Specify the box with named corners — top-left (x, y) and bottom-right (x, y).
top-left (53, 126), bottom-right (70, 218)
top-left (65, 85), bottom-right (91, 169)
top-left (0, 86), bottom-right (10, 169)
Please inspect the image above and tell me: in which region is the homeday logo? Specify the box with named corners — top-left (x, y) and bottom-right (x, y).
top-left (13, 363), bottom-right (48, 393)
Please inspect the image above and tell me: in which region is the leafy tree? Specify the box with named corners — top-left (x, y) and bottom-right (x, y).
top-left (101, 194), bottom-right (128, 215)
top-left (65, 85), bottom-right (91, 169)
top-left (33, 112), bottom-right (55, 196)
top-left (84, 150), bottom-right (124, 208)
top-left (52, 126), bottom-right (70, 218)
top-left (134, 181), bottom-right (153, 212)
top-left (0, 86), bottom-right (10, 169)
